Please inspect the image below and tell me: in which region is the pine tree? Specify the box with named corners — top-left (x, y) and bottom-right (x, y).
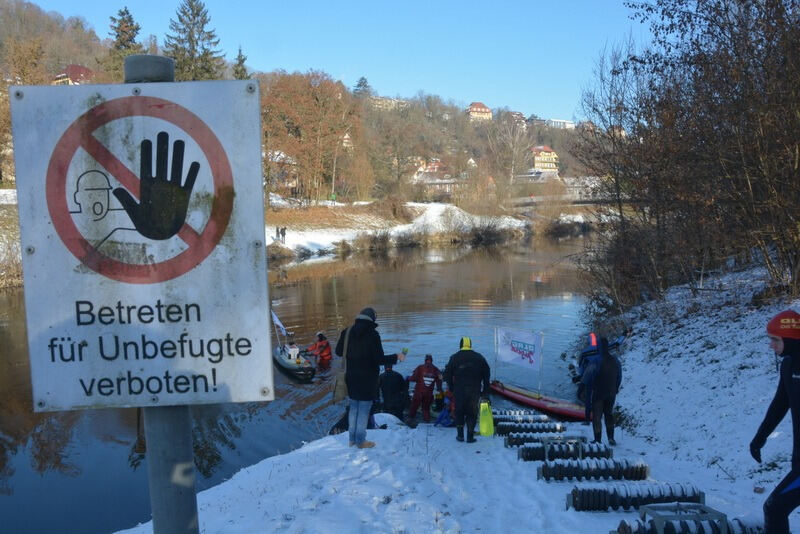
top-left (163, 0), bottom-right (224, 81)
top-left (98, 7), bottom-right (144, 82)
top-left (353, 76), bottom-right (372, 98)
top-left (110, 7), bottom-right (142, 51)
top-left (232, 46), bottom-right (249, 80)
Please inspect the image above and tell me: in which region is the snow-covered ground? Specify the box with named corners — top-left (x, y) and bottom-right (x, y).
top-left (0, 189), bottom-right (16, 205)
top-left (267, 202), bottom-right (528, 260)
top-left (119, 266), bottom-right (796, 533)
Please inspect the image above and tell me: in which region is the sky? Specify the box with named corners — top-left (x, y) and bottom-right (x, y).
top-left (115, 200), bottom-right (789, 532)
top-left (31, 0), bottom-right (649, 121)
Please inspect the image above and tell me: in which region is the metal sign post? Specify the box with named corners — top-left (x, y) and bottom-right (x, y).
top-left (9, 54), bottom-right (274, 534)
top-left (125, 55), bottom-right (197, 534)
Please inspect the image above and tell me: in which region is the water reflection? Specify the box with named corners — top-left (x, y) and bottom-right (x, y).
top-left (0, 239), bottom-right (586, 533)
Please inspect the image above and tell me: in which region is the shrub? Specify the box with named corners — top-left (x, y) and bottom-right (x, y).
top-left (394, 230), bottom-right (425, 248)
top-left (469, 222), bottom-right (506, 247)
top-left (353, 231), bottom-right (391, 252)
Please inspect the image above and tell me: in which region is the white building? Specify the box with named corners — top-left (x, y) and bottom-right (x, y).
top-left (545, 119), bottom-right (575, 130)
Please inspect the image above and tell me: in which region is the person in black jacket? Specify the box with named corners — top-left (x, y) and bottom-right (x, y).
top-left (379, 364), bottom-right (408, 420)
top-left (335, 307), bottom-right (405, 449)
top-left (443, 336), bottom-right (491, 443)
top-left (591, 337), bottom-right (622, 445)
top-left (750, 310), bottom-right (800, 533)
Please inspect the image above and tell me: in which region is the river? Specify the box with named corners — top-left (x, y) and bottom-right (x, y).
top-left (0, 240), bottom-right (587, 533)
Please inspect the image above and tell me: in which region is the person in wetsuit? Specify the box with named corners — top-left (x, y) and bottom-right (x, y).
top-left (407, 354), bottom-right (443, 423)
top-left (590, 337), bottom-right (622, 445)
top-left (751, 309), bottom-right (800, 533)
top-left (443, 336), bottom-right (490, 443)
top-left (307, 331), bottom-right (332, 367)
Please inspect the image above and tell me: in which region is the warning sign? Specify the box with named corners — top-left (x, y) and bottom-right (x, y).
top-left (10, 81), bottom-right (274, 411)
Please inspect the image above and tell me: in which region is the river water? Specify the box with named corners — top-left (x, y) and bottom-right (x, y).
top-left (0, 240), bottom-right (587, 533)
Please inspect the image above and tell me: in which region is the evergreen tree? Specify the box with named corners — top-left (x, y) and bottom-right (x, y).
top-left (163, 0), bottom-right (224, 81)
top-left (353, 76), bottom-right (372, 98)
top-left (98, 7), bottom-right (144, 82)
top-left (232, 46), bottom-right (249, 80)
top-left (110, 7), bottom-right (142, 51)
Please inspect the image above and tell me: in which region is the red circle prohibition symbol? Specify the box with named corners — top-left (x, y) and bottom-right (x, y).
top-left (46, 96), bottom-right (234, 284)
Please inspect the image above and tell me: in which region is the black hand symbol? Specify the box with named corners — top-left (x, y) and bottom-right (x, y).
top-left (113, 131), bottom-right (199, 240)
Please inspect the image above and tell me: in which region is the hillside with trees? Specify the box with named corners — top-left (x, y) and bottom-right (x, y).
top-left (0, 0), bottom-right (586, 204)
top-left (574, 0), bottom-right (800, 313)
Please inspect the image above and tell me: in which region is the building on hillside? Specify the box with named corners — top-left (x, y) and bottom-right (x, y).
top-left (466, 102), bottom-right (492, 122)
top-left (508, 111), bottom-right (527, 130)
top-left (562, 176), bottom-right (602, 201)
top-left (341, 132), bottom-right (353, 149)
top-left (52, 65), bottom-right (95, 85)
top-left (527, 115), bottom-right (547, 128)
top-left (264, 150), bottom-right (299, 195)
top-left (411, 158), bottom-right (467, 200)
top-left (369, 96), bottom-right (408, 111)
top-left (545, 118), bottom-right (575, 130)
top-left (531, 145), bottom-right (559, 174)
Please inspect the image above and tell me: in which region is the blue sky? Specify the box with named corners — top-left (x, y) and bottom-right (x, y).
top-left (33, 0), bottom-right (649, 120)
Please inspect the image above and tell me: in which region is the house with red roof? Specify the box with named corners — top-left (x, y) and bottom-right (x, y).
top-left (466, 101), bottom-right (492, 122)
top-left (531, 145), bottom-right (559, 174)
top-left (52, 65), bottom-right (95, 86)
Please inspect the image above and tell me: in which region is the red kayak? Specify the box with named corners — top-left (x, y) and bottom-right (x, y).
top-left (490, 380), bottom-right (586, 421)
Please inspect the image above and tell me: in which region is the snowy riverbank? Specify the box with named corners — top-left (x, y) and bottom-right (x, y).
top-left (119, 265), bottom-right (796, 533)
top-left (265, 201), bottom-right (529, 263)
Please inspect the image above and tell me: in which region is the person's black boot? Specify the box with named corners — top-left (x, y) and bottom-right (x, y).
top-left (593, 432), bottom-right (602, 444)
top-left (466, 428), bottom-right (476, 443)
top-left (608, 432), bottom-right (616, 446)
top-left (456, 426), bottom-right (464, 442)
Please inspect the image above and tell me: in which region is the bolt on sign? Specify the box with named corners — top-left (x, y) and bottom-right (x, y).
top-left (10, 81), bottom-right (274, 411)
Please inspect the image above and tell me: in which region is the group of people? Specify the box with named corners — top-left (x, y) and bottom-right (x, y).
top-left (377, 353), bottom-right (444, 426)
top-left (274, 226), bottom-right (287, 244)
top-left (321, 305), bottom-right (800, 530)
top-left (333, 307), bottom-right (491, 448)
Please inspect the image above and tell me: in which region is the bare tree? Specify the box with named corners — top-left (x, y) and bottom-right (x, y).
top-left (485, 110), bottom-right (534, 197)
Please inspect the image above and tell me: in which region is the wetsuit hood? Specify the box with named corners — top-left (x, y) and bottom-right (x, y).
top-left (781, 338), bottom-right (800, 358)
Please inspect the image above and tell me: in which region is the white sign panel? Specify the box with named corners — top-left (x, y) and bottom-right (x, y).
top-left (10, 81), bottom-right (274, 411)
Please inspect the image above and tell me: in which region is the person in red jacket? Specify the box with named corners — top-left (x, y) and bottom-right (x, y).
top-left (407, 354), bottom-right (443, 423)
top-left (307, 331), bottom-right (332, 367)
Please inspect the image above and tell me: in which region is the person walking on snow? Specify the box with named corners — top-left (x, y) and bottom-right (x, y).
top-left (579, 342), bottom-right (602, 423)
top-left (407, 354), bottom-right (443, 423)
top-left (307, 331), bottom-right (332, 367)
top-left (750, 310), bottom-right (800, 533)
top-left (443, 337), bottom-right (490, 443)
top-left (590, 337), bottom-right (622, 445)
top-left (379, 364), bottom-right (408, 420)
top-left (335, 307), bottom-right (406, 449)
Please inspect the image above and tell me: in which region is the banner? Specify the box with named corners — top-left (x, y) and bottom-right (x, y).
top-left (496, 327), bottom-right (543, 368)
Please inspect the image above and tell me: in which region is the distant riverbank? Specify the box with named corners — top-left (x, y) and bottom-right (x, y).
top-left (264, 200), bottom-right (531, 266)
top-left (0, 195), bottom-right (538, 288)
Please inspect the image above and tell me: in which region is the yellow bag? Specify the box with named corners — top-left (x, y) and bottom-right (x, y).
top-left (479, 401), bottom-right (494, 436)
